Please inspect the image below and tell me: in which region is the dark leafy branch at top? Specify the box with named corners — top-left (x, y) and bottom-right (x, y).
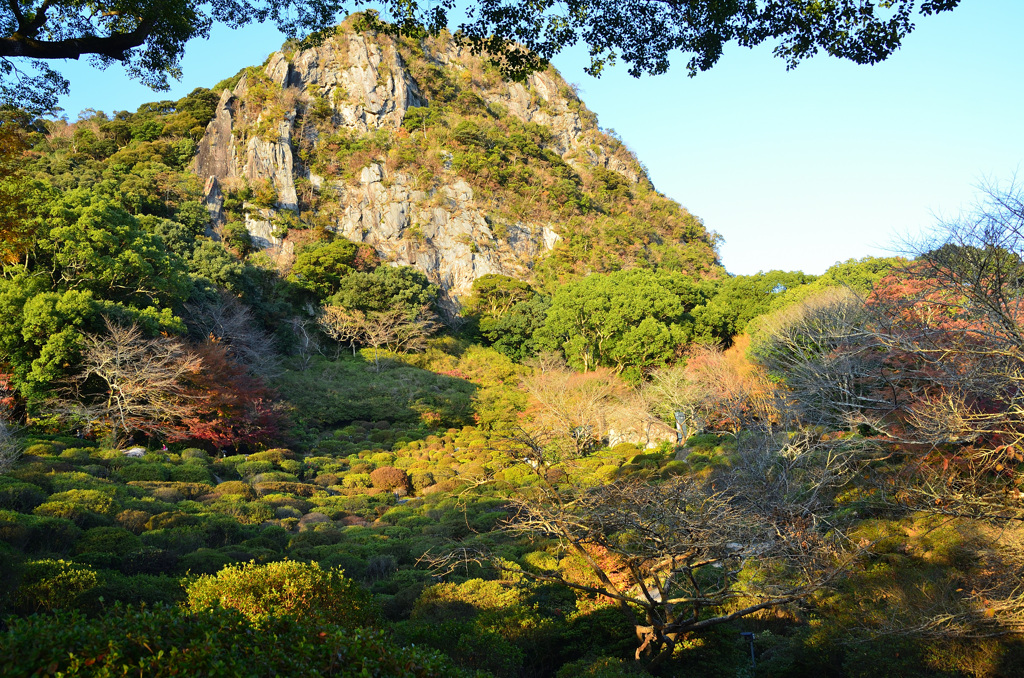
top-left (1, 0), bottom-right (961, 112)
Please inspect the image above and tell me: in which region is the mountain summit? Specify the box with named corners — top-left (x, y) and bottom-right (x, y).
top-left (196, 19), bottom-right (720, 300)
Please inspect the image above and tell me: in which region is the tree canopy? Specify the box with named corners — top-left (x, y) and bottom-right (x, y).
top-left (1, 0), bottom-right (961, 112)
top-left (536, 269), bottom-right (713, 379)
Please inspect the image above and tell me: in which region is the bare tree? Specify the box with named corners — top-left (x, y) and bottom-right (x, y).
top-left (520, 357), bottom-right (636, 457)
top-left (0, 415), bottom-right (20, 474)
top-left (643, 362), bottom-right (699, 442)
top-left (318, 305), bottom-right (363, 357)
top-left (288, 317), bottom-right (322, 371)
top-left (751, 287), bottom-right (901, 432)
top-left (183, 291), bottom-right (281, 377)
top-left (361, 306), bottom-right (439, 356)
top-left (318, 304), bottom-right (439, 369)
top-left (431, 426), bottom-right (863, 670)
top-left (647, 343), bottom-right (784, 440)
top-left (908, 178), bottom-right (1024, 350)
top-left (66, 319), bottom-right (202, 444)
top-left (826, 182), bottom-right (1024, 523)
top-left (436, 292), bottom-right (471, 333)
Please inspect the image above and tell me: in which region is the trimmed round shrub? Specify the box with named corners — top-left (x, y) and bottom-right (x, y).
top-left (208, 500), bottom-right (274, 525)
top-left (143, 511), bottom-right (198, 531)
top-left (278, 459), bottom-right (303, 475)
top-left (315, 473), bottom-right (340, 487)
top-left (33, 502), bottom-right (108, 528)
top-left (297, 512), bottom-right (331, 530)
top-left (410, 472), bottom-right (435, 492)
top-left (213, 480), bottom-right (255, 500)
top-left (185, 560), bottom-right (379, 629)
top-left (58, 448), bottom-right (92, 463)
top-left (22, 443), bottom-right (58, 457)
top-left (81, 464), bottom-right (108, 477)
top-left (250, 471), bottom-right (300, 484)
top-left (116, 509), bottom-right (152, 534)
top-left (342, 473), bottom-right (372, 489)
top-left (180, 448), bottom-right (210, 461)
top-left (263, 493), bottom-right (312, 513)
top-left (47, 471), bottom-right (112, 493)
top-left (12, 559), bottom-right (100, 613)
top-left (75, 526), bottom-right (141, 556)
top-left (369, 452), bottom-right (397, 467)
top-left (151, 487), bottom-right (183, 503)
top-left (168, 464), bottom-right (213, 484)
top-left (236, 460), bottom-right (275, 478)
top-left (0, 479), bottom-right (47, 512)
top-left (369, 466), bottom-right (410, 492)
top-left (253, 481), bottom-right (316, 497)
top-left (178, 547), bottom-right (234, 575)
top-left (44, 489), bottom-right (117, 515)
top-left (86, 572), bottom-right (183, 607)
top-left (247, 449), bottom-right (296, 463)
top-left (119, 463), bottom-right (170, 482)
top-left (120, 547), bottom-right (178, 575)
top-left (0, 510), bottom-right (82, 554)
top-left (141, 526), bottom-right (207, 555)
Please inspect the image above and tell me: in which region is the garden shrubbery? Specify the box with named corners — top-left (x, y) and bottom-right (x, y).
top-left (185, 560), bottom-right (379, 629)
top-left (0, 604), bottom-right (470, 677)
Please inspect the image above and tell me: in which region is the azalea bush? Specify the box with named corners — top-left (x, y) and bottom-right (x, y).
top-left (185, 559), bottom-right (379, 629)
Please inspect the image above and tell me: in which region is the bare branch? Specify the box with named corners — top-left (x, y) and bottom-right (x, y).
top-left (62, 318), bottom-right (202, 444)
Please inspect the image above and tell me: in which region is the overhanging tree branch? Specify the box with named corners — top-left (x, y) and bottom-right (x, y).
top-left (0, 19), bottom-right (154, 61)
top-left (0, 1), bottom-right (962, 113)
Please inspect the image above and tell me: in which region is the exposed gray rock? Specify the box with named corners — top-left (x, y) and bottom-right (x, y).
top-left (243, 208), bottom-right (294, 258)
top-left (203, 176), bottom-right (225, 236)
top-left (327, 162), bottom-right (554, 297)
top-left (194, 28), bottom-right (644, 298)
top-left (195, 89), bottom-right (238, 181)
top-left (243, 113), bottom-right (299, 211)
top-left (287, 32), bottom-right (425, 132)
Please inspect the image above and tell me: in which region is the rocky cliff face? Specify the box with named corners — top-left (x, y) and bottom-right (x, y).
top-left (196, 21), bottom-right (715, 300)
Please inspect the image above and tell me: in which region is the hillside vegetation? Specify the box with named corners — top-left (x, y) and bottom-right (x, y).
top-left (3, 18), bottom-right (1024, 678)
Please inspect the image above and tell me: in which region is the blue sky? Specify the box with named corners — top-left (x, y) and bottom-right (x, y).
top-left (51, 1), bottom-right (1024, 276)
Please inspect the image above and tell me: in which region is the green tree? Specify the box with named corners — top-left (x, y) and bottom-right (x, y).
top-left (0, 283), bottom-right (93, 398)
top-left (692, 270), bottom-right (815, 342)
top-left (466, 274), bottom-right (535, 319)
top-left (0, 189), bottom-right (190, 404)
top-left (813, 256), bottom-right (900, 293)
top-left (223, 221), bottom-right (253, 256)
top-left (0, 117), bottom-right (42, 266)
top-left (139, 214), bottom-right (204, 260)
top-left (288, 239), bottom-right (361, 298)
top-left (188, 239), bottom-right (249, 291)
top-left (38, 194), bottom-right (192, 308)
top-left (536, 269), bottom-right (707, 377)
top-left (742, 257), bottom-right (902, 331)
top-left (480, 294), bottom-right (551, 362)
top-left (331, 265), bottom-right (438, 314)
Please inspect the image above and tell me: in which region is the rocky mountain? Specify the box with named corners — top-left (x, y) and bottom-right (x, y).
top-left (196, 18), bottom-right (720, 302)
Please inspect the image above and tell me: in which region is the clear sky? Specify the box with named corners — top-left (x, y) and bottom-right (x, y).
top-left (49, 1), bottom-right (1024, 276)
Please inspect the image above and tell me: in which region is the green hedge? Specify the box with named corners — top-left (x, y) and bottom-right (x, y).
top-left (0, 604), bottom-right (476, 677)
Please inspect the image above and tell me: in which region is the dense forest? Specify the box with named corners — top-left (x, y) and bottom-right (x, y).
top-left (3, 21), bottom-right (1024, 678)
